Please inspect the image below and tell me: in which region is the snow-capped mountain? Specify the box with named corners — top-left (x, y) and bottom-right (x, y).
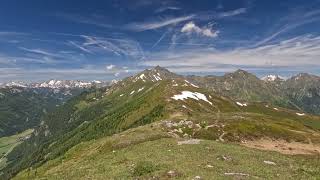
top-left (2, 82), bottom-right (28, 88)
top-left (1, 80), bottom-right (108, 89)
top-left (262, 75), bottom-right (284, 82)
top-left (34, 80), bottom-right (93, 89)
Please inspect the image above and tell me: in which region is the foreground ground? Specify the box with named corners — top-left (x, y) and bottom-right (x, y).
top-left (14, 124), bottom-right (320, 180)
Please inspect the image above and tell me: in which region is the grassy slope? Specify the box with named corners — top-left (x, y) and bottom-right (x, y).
top-left (2, 81), bottom-right (170, 178)
top-left (14, 124), bottom-right (320, 180)
top-left (5, 72), bottom-right (320, 179)
top-left (0, 129), bottom-right (33, 170)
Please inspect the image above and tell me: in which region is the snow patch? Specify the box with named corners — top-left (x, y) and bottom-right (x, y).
top-left (296, 113), bottom-right (305, 116)
top-left (184, 80), bottom-right (199, 88)
top-left (138, 87), bottom-right (145, 92)
top-left (153, 75), bottom-right (162, 81)
top-left (236, 102), bottom-right (247, 107)
top-left (130, 90), bottom-right (135, 95)
top-left (171, 91), bottom-right (212, 105)
top-left (139, 74), bottom-right (146, 82)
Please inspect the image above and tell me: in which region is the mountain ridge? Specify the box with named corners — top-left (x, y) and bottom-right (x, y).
top-left (2, 66), bottom-right (320, 179)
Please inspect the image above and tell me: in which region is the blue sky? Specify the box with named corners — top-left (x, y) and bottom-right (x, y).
top-left (1, 0), bottom-right (320, 82)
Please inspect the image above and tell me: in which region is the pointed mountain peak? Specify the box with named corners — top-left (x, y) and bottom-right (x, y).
top-left (150, 66), bottom-right (171, 73)
top-left (130, 66), bottom-right (181, 83)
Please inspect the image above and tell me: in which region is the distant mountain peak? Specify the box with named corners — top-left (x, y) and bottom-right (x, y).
top-left (3, 81), bottom-right (27, 88)
top-left (291, 73), bottom-right (319, 81)
top-left (234, 69), bottom-right (249, 74)
top-left (226, 69), bottom-right (258, 80)
top-left (1, 80), bottom-right (108, 89)
top-left (262, 75), bottom-right (284, 82)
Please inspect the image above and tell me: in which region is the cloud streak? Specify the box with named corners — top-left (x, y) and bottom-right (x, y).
top-left (55, 13), bottom-right (113, 28)
top-left (19, 47), bottom-right (62, 58)
top-left (141, 35), bottom-right (320, 72)
top-left (126, 15), bottom-right (195, 31)
top-left (70, 35), bottom-right (145, 59)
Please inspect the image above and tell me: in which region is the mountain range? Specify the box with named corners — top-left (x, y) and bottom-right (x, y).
top-left (1, 66), bottom-right (320, 179)
top-left (0, 80), bottom-right (108, 89)
top-left (187, 69), bottom-right (320, 115)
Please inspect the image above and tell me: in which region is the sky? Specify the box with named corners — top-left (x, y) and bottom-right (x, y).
top-left (1, 0), bottom-right (320, 82)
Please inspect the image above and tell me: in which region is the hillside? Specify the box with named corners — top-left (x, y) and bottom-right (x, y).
top-left (13, 124), bottom-right (320, 179)
top-left (0, 86), bottom-right (86, 137)
top-left (187, 70), bottom-right (320, 115)
top-left (282, 73), bottom-right (320, 114)
top-left (2, 67), bottom-right (320, 179)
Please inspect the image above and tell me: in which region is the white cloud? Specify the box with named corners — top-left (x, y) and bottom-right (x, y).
top-left (181, 21), bottom-right (219, 38)
top-left (106, 64), bottom-right (116, 70)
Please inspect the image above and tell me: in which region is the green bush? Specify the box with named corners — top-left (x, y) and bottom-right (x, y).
top-left (133, 161), bottom-right (157, 176)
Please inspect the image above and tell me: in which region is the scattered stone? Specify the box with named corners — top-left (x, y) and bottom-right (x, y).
top-left (177, 139), bottom-right (201, 145)
top-left (224, 172), bottom-right (249, 176)
top-left (217, 155), bottom-right (232, 161)
top-left (263, 160), bottom-right (276, 165)
top-left (206, 164), bottom-right (213, 168)
top-left (183, 133), bottom-right (189, 138)
top-left (167, 170), bottom-right (177, 178)
top-left (194, 175), bottom-right (201, 180)
top-left (195, 124), bottom-right (201, 129)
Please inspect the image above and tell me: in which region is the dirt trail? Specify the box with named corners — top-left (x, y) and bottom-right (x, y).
top-left (242, 138), bottom-right (320, 155)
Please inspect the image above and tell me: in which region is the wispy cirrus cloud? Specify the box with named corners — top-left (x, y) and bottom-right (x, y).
top-left (155, 6), bottom-right (181, 13)
top-left (19, 47), bottom-right (63, 58)
top-left (254, 7), bottom-right (320, 47)
top-left (55, 13), bottom-right (113, 28)
top-left (216, 8), bottom-right (247, 18)
top-left (69, 41), bottom-right (93, 53)
top-left (0, 65), bottom-right (136, 82)
top-left (141, 35), bottom-right (320, 73)
top-left (0, 31), bottom-right (29, 36)
top-left (125, 15), bottom-right (195, 31)
top-left (126, 7), bottom-right (247, 32)
top-left (68, 35), bottom-right (145, 59)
